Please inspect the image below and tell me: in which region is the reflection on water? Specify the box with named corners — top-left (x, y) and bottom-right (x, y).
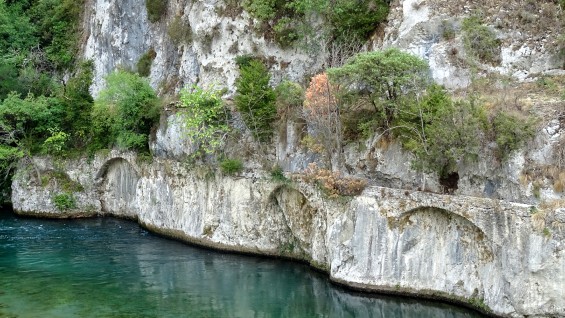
top-left (0, 211), bottom-right (484, 317)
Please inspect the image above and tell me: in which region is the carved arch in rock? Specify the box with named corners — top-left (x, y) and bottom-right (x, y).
top-left (268, 186), bottom-right (317, 254)
top-left (386, 206), bottom-right (495, 297)
top-left (95, 158), bottom-right (140, 217)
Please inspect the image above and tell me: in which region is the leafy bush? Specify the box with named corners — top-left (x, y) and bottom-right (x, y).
top-left (234, 57), bottom-right (277, 141)
top-left (92, 71), bottom-right (160, 151)
top-left (491, 113), bottom-right (535, 160)
top-left (53, 192), bottom-right (76, 211)
top-left (136, 48), bottom-right (156, 77)
top-left (60, 60), bottom-right (94, 149)
top-left (395, 87), bottom-right (486, 177)
top-left (29, 0), bottom-right (87, 71)
top-left (42, 129), bottom-right (69, 155)
top-left (242, 0), bottom-right (390, 48)
top-left (178, 85), bottom-right (230, 155)
top-left (326, 0), bottom-right (389, 44)
top-left (146, 0), bottom-right (167, 23)
top-left (328, 48), bottom-right (430, 129)
top-left (167, 16), bottom-right (193, 45)
top-left (462, 16), bottom-right (501, 65)
top-left (0, 93), bottom-right (65, 150)
top-left (220, 158), bottom-right (243, 175)
top-left (275, 80), bottom-right (303, 112)
top-left (270, 165), bottom-right (288, 182)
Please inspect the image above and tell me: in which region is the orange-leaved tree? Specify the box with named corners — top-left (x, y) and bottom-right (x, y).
top-left (303, 73), bottom-right (343, 170)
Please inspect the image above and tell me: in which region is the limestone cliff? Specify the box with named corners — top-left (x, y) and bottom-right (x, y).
top-left (12, 0), bottom-right (565, 317)
top-left (12, 148), bottom-right (565, 317)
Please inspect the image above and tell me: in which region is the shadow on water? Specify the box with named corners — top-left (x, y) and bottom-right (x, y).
top-left (0, 210), bottom-right (485, 318)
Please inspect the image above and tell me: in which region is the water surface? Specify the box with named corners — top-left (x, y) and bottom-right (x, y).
top-left (0, 211), bottom-right (485, 317)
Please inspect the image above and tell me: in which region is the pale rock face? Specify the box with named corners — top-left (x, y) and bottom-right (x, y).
top-left (83, 0), bottom-right (324, 97)
top-left (377, 0), bottom-right (564, 89)
top-left (12, 151), bottom-right (565, 318)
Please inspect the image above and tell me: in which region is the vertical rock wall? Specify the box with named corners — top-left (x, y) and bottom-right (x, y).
top-left (11, 151), bottom-right (565, 317)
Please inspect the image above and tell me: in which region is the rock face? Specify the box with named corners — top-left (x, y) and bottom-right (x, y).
top-left (12, 150), bottom-right (565, 318)
top-left (83, 0), bottom-right (324, 96)
top-left (15, 0), bottom-right (564, 317)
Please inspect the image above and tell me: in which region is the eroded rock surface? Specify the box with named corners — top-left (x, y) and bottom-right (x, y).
top-left (12, 151), bottom-right (565, 317)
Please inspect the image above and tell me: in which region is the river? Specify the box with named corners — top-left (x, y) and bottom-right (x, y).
top-left (0, 210), bottom-right (485, 317)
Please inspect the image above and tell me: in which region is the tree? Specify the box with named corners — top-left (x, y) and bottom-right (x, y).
top-left (328, 48), bottom-right (430, 129)
top-left (303, 73), bottom-right (342, 169)
top-left (234, 57), bottom-right (277, 142)
top-left (178, 85), bottom-right (230, 156)
top-left (393, 87), bottom-right (487, 189)
top-left (92, 70), bottom-right (160, 151)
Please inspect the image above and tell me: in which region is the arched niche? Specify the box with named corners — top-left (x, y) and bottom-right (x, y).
top-left (96, 158), bottom-right (139, 217)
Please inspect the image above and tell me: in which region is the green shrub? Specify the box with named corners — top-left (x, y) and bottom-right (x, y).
top-left (242, 0), bottom-right (390, 48)
top-left (179, 85), bottom-right (230, 155)
top-left (395, 86), bottom-right (486, 177)
top-left (59, 60), bottom-right (95, 149)
top-left (146, 0), bottom-right (167, 23)
top-left (42, 129), bottom-right (69, 155)
top-left (136, 48), bottom-right (156, 77)
top-left (441, 20), bottom-right (456, 40)
top-left (220, 158), bottom-right (243, 175)
top-left (270, 165), bottom-right (288, 182)
top-left (326, 0), bottom-right (389, 44)
top-left (491, 113), bottom-right (535, 160)
top-left (462, 16), bottom-right (501, 65)
top-left (30, 0), bottom-right (87, 71)
top-left (275, 80), bottom-right (303, 119)
top-left (0, 92), bottom-right (65, 151)
top-left (53, 192), bottom-right (76, 211)
top-left (167, 16), bottom-right (193, 45)
top-left (328, 48), bottom-right (430, 129)
top-left (235, 57), bottom-right (277, 141)
top-left (92, 70), bottom-right (160, 152)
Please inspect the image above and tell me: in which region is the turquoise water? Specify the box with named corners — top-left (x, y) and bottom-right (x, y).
top-left (0, 211), bottom-right (484, 318)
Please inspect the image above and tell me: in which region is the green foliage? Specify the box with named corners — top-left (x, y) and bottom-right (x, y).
top-left (59, 60), bottom-right (95, 149)
top-left (178, 85), bottom-right (230, 155)
top-left (491, 113), bottom-right (535, 160)
top-left (42, 129), bottom-right (69, 155)
top-left (0, 1), bottom-right (37, 55)
top-left (136, 48), bottom-right (156, 77)
top-left (92, 71), bottom-right (160, 152)
top-left (275, 80), bottom-right (303, 118)
top-left (167, 16), bottom-right (193, 45)
top-left (0, 93), bottom-right (64, 150)
top-left (270, 165), bottom-right (288, 182)
top-left (275, 80), bottom-right (303, 108)
top-left (441, 20), bottom-right (456, 40)
top-left (220, 158), bottom-right (243, 175)
top-left (29, 0), bottom-right (86, 70)
top-left (462, 15), bottom-right (501, 65)
top-left (146, 0), bottom-right (167, 23)
top-left (0, 145), bottom-right (23, 204)
top-left (52, 192), bottom-right (76, 211)
top-left (328, 48), bottom-right (430, 128)
top-left (41, 170), bottom-right (84, 192)
top-left (543, 227), bottom-right (551, 237)
top-left (242, 0), bottom-right (389, 48)
top-left (242, 0), bottom-right (280, 20)
top-left (235, 57), bottom-right (277, 141)
top-left (326, 0), bottom-right (389, 44)
top-left (396, 88), bottom-right (486, 176)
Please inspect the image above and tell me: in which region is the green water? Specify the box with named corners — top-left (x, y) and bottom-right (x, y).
top-left (0, 211), bottom-right (485, 318)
